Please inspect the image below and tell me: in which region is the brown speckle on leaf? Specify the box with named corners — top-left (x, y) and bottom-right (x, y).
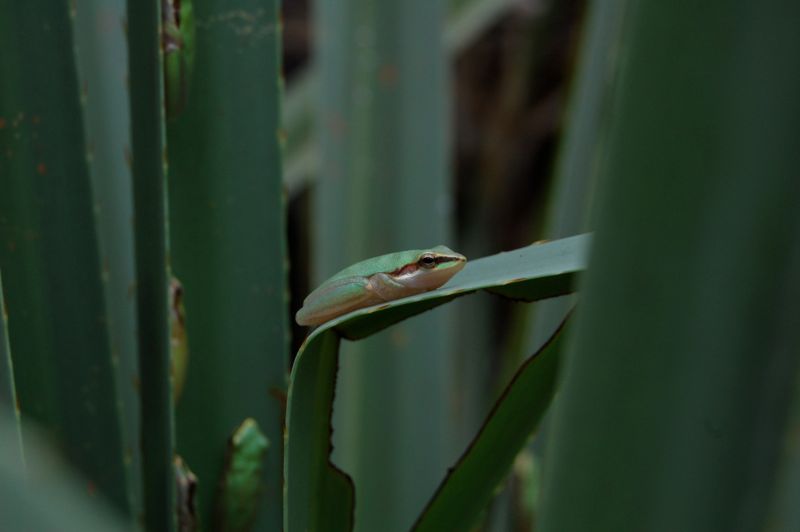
top-left (123, 145), bottom-right (132, 168)
top-left (36, 162), bottom-right (47, 175)
top-left (378, 64), bottom-right (398, 87)
top-left (327, 112), bottom-right (347, 137)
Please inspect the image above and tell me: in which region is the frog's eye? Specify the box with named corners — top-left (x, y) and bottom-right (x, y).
top-left (419, 254), bottom-right (436, 269)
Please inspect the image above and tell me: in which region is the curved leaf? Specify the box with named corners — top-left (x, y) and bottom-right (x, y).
top-left (413, 314), bottom-right (571, 531)
top-left (284, 234), bottom-right (590, 532)
top-left (334, 234), bottom-right (588, 341)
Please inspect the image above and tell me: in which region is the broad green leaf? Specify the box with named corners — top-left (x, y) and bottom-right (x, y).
top-left (284, 0), bottom-right (518, 194)
top-left (538, 1), bottom-right (800, 530)
top-left (167, 0), bottom-right (289, 529)
top-left (73, 0), bottom-right (145, 520)
top-left (285, 234), bottom-right (589, 532)
top-left (413, 315), bottom-right (571, 532)
top-left (0, 1), bottom-right (138, 518)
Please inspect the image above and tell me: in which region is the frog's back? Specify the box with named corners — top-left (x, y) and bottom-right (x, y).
top-left (326, 249), bottom-right (424, 283)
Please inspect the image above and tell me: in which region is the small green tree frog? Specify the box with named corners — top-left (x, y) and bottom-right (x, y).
top-left (296, 246), bottom-right (467, 326)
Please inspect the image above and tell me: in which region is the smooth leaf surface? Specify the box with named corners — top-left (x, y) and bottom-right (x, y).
top-left (73, 0), bottom-right (145, 520)
top-left (167, 0), bottom-right (289, 528)
top-left (538, 1), bottom-right (800, 530)
top-left (283, 0), bottom-right (518, 194)
top-left (285, 234), bottom-right (589, 532)
top-left (0, 1), bottom-right (135, 517)
top-left (413, 315), bottom-right (571, 531)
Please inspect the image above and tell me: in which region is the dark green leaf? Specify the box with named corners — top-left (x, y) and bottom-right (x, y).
top-left (0, 1), bottom-right (138, 518)
top-left (538, 1), bottom-right (800, 530)
top-left (167, 1), bottom-right (289, 529)
top-left (128, 0), bottom-right (176, 528)
top-left (285, 235), bottom-right (589, 532)
top-left (284, 0), bottom-right (520, 194)
top-left (413, 315), bottom-right (571, 531)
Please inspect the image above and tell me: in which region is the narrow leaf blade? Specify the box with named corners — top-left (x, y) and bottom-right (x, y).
top-left (413, 315), bottom-right (571, 531)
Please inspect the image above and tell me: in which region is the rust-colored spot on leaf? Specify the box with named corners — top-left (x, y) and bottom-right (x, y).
top-left (390, 327), bottom-right (410, 348)
top-left (378, 64), bottom-right (399, 87)
top-left (327, 113), bottom-right (347, 137)
top-left (36, 163), bottom-right (47, 175)
top-left (31, 115), bottom-right (41, 125)
top-left (87, 481), bottom-right (96, 496)
top-left (0, 117), bottom-right (6, 129)
top-left (123, 145), bottom-right (132, 168)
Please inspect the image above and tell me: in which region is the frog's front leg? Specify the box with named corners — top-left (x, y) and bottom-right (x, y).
top-left (368, 272), bottom-right (419, 301)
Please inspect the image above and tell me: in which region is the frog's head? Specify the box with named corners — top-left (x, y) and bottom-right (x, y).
top-left (391, 245), bottom-right (467, 291)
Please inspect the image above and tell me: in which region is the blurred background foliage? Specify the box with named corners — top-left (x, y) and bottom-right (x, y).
top-left (1, 0), bottom-right (799, 530)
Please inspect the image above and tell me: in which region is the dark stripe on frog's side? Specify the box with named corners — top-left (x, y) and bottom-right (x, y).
top-left (387, 255), bottom-right (461, 277)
